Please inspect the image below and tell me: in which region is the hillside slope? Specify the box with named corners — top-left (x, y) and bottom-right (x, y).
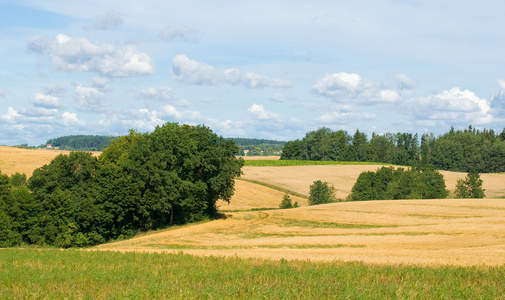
top-left (96, 198), bottom-right (505, 266)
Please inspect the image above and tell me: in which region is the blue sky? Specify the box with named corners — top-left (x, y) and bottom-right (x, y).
top-left (1, 0), bottom-right (505, 146)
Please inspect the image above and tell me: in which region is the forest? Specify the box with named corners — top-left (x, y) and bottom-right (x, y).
top-left (0, 123), bottom-right (243, 248)
top-left (42, 135), bottom-right (286, 155)
top-left (45, 135), bottom-right (117, 151)
top-left (281, 126), bottom-right (505, 173)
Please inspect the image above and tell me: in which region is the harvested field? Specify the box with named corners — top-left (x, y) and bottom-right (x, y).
top-left (241, 165), bottom-right (505, 199)
top-left (2, 146), bottom-right (505, 266)
top-left (216, 180), bottom-right (308, 211)
top-left (0, 146), bottom-right (99, 177)
top-left (96, 198), bottom-right (505, 266)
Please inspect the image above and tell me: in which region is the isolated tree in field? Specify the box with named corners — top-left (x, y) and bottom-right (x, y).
top-left (279, 194), bottom-right (298, 209)
top-left (455, 170), bottom-right (485, 198)
top-left (309, 180), bottom-right (337, 205)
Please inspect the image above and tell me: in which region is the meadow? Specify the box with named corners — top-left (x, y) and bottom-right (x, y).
top-left (1, 249), bottom-right (504, 299)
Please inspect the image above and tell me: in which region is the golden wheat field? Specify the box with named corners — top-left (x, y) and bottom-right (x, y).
top-left (2, 146), bottom-right (505, 266)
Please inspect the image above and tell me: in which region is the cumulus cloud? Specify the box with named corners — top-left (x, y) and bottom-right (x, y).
top-left (1, 106), bottom-right (84, 128)
top-left (315, 111), bottom-right (376, 124)
top-left (490, 79), bottom-right (505, 115)
top-left (270, 93), bottom-right (287, 103)
top-left (171, 54), bottom-right (291, 88)
top-left (414, 87), bottom-right (493, 125)
top-left (87, 11), bottom-right (123, 31)
top-left (313, 72), bottom-right (399, 104)
top-left (74, 85), bottom-right (107, 112)
top-left (394, 74), bottom-right (415, 90)
top-left (159, 26), bottom-right (199, 43)
top-left (138, 87), bottom-right (190, 107)
top-left (27, 34), bottom-right (155, 77)
top-left (31, 92), bottom-right (65, 109)
top-left (43, 84), bottom-right (67, 97)
top-left (248, 104), bottom-right (279, 120)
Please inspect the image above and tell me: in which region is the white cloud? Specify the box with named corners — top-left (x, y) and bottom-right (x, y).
top-left (490, 80), bottom-right (505, 114)
top-left (414, 87), bottom-right (493, 126)
top-left (315, 111), bottom-right (375, 124)
top-left (270, 93), bottom-right (286, 103)
top-left (313, 72), bottom-right (400, 104)
top-left (32, 92), bottom-right (65, 109)
top-left (1, 107), bottom-right (21, 123)
top-left (380, 90), bottom-right (400, 102)
top-left (138, 87), bottom-right (190, 107)
top-left (43, 84), bottom-right (67, 97)
top-left (74, 85), bottom-right (106, 112)
top-left (171, 54), bottom-right (291, 88)
top-left (159, 26), bottom-right (199, 43)
top-left (394, 74), bottom-right (415, 90)
top-left (88, 11), bottom-right (123, 31)
top-left (62, 112), bottom-right (85, 126)
top-left (20, 107), bottom-right (58, 117)
top-left (422, 87), bottom-right (490, 113)
top-left (27, 34), bottom-right (155, 78)
top-left (248, 104), bottom-right (279, 120)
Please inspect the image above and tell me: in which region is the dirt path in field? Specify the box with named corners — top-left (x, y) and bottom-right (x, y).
top-left (96, 198), bottom-right (505, 266)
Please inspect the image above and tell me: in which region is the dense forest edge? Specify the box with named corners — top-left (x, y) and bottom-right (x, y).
top-left (281, 125), bottom-right (505, 173)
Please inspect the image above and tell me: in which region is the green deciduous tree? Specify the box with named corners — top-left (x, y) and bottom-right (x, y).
top-left (309, 180), bottom-right (337, 205)
top-left (279, 194), bottom-right (298, 209)
top-left (455, 171), bottom-right (485, 198)
top-left (348, 166), bottom-right (448, 201)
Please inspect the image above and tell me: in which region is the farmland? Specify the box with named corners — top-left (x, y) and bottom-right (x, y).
top-left (1, 146), bottom-right (505, 266)
top-left (1, 146), bottom-right (505, 297)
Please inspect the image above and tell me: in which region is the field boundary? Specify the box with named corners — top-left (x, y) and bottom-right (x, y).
top-left (237, 178), bottom-right (309, 199)
top-left (243, 160), bottom-right (394, 167)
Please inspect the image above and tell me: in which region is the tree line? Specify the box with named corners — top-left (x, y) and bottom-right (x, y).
top-left (281, 126), bottom-right (505, 173)
top-left (0, 123), bottom-right (243, 248)
top-left (45, 135), bottom-right (117, 151)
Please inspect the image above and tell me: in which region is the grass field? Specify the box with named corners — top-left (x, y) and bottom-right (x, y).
top-left (1, 248), bottom-right (504, 299)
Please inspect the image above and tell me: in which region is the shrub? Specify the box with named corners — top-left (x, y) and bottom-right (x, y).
top-left (279, 194), bottom-right (299, 209)
top-left (309, 180), bottom-right (337, 205)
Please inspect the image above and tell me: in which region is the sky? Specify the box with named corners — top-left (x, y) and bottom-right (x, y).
top-left (1, 0), bottom-right (505, 146)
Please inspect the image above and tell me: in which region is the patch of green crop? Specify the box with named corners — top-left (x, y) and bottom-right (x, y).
top-left (244, 160), bottom-right (393, 167)
top-left (1, 249), bottom-right (504, 299)
top-left (281, 219), bottom-right (398, 229)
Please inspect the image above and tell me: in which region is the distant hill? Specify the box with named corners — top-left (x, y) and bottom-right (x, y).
top-left (45, 135), bottom-right (117, 151)
top-left (226, 138), bottom-right (287, 156)
top-left (43, 135), bottom-right (286, 154)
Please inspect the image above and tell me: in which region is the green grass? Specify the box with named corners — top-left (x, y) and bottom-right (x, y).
top-left (243, 160), bottom-right (392, 167)
top-left (144, 244), bottom-right (366, 250)
top-left (280, 219), bottom-right (398, 229)
top-left (1, 249), bottom-right (504, 299)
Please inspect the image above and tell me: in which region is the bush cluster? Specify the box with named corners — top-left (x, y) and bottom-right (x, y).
top-left (347, 166), bottom-right (448, 201)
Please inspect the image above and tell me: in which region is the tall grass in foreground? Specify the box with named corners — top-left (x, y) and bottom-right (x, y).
top-left (244, 160), bottom-right (393, 167)
top-left (1, 249), bottom-right (504, 299)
